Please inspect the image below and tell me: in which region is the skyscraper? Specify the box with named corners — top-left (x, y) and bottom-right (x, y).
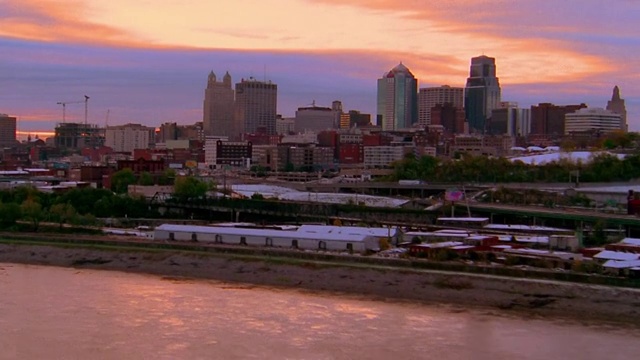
top-left (464, 56), bottom-right (501, 133)
top-left (235, 78), bottom-right (278, 135)
top-left (606, 85), bottom-right (627, 131)
top-left (418, 85), bottom-right (464, 127)
top-left (377, 63), bottom-right (418, 131)
top-left (0, 114), bottom-right (17, 147)
top-left (203, 71), bottom-right (234, 137)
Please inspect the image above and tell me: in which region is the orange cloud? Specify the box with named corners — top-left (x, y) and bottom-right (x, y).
top-left (0, 0), bottom-right (186, 49)
top-left (0, 0), bottom-right (620, 88)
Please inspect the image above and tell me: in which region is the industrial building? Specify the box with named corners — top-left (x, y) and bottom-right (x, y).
top-left (153, 224), bottom-right (395, 252)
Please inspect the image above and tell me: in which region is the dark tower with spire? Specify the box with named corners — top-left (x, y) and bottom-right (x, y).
top-left (607, 85), bottom-right (627, 131)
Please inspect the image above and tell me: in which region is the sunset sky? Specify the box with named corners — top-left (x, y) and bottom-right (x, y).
top-left (1, 0), bottom-right (638, 138)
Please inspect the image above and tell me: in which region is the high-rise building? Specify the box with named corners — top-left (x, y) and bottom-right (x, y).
top-left (377, 63), bottom-right (418, 131)
top-left (431, 104), bottom-right (466, 135)
top-left (105, 123), bottom-right (155, 153)
top-left (203, 71), bottom-right (235, 138)
top-left (530, 103), bottom-right (587, 136)
top-left (606, 86), bottom-right (627, 131)
top-left (418, 85), bottom-right (464, 127)
top-left (235, 78), bottom-right (278, 135)
top-left (565, 108), bottom-right (623, 135)
top-left (276, 116), bottom-right (295, 135)
top-left (490, 102), bottom-right (531, 137)
top-left (295, 102), bottom-right (335, 133)
top-left (0, 114), bottom-right (17, 147)
top-left (340, 110), bottom-right (372, 129)
top-left (54, 123), bottom-right (104, 149)
top-left (464, 55), bottom-right (501, 133)
top-left (332, 101), bottom-right (343, 129)
top-left (157, 122), bottom-right (178, 143)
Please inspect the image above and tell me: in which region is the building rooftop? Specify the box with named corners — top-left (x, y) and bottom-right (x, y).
top-left (155, 224), bottom-right (374, 242)
top-left (594, 250), bottom-right (640, 261)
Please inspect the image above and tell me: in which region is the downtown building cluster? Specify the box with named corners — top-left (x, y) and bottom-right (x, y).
top-left (0, 55), bottom-right (631, 186)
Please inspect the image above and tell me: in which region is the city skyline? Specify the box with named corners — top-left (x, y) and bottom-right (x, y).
top-left (1, 0), bottom-right (638, 138)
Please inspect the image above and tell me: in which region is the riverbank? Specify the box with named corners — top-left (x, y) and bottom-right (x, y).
top-left (1, 242), bottom-right (639, 324)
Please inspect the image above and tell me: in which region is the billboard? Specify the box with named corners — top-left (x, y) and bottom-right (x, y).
top-left (445, 188), bottom-right (464, 202)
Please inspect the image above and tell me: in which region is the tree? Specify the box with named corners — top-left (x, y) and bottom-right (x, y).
top-left (21, 199), bottom-right (43, 231)
top-left (158, 168), bottom-right (177, 185)
top-left (111, 169), bottom-right (137, 194)
top-left (57, 188), bottom-right (114, 215)
top-left (0, 202), bottom-right (21, 227)
top-left (174, 176), bottom-right (208, 201)
top-left (283, 163), bottom-right (295, 172)
top-left (50, 203), bottom-right (77, 230)
top-left (138, 171), bottom-right (154, 186)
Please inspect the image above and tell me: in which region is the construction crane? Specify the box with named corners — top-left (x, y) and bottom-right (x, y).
top-left (56, 95), bottom-right (90, 124)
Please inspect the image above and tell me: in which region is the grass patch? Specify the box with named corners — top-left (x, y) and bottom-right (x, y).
top-left (433, 277), bottom-right (474, 290)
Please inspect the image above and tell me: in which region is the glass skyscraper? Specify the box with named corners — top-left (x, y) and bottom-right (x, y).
top-left (377, 63), bottom-right (418, 131)
top-left (464, 56), bottom-right (501, 133)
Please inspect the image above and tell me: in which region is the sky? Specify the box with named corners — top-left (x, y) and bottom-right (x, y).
top-left (1, 0), bottom-right (639, 139)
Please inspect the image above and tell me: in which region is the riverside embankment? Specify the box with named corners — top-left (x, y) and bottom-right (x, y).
top-left (1, 235), bottom-right (639, 324)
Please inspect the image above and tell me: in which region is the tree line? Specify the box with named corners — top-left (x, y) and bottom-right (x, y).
top-left (390, 152), bottom-right (640, 183)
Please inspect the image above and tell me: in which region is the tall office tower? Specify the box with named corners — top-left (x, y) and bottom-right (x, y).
top-left (0, 114), bottom-right (17, 147)
top-left (464, 55), bottom-right (501, 133)
top-left (530, 103), bottom-right (587, 136)
top-left (377, 63), bottom-right (418, 131)
top-left (606, 86), bottom-right (627, 131)
top-left (203, 71), bottom-right (235, 137)
top-left (418, 85), bottom-right (464, 127)
top-left (332, 101), bottom-right (343, 129)
top-left (235, 78), bottom-right (278, 135)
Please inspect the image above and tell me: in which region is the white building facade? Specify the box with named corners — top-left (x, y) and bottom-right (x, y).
top-left (564, 108), bottom-right (624, 134)
top-left (104, 124), bottom-right (155, 153)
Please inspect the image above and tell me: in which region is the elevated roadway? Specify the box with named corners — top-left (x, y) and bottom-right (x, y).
top-left (467, 202), bottom-right (640, 228)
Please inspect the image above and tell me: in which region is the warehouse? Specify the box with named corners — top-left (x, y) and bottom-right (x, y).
top-left (153, 224), bottom-right (383, 252)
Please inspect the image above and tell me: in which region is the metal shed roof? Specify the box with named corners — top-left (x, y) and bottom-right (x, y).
top-left (155, 224), bottom-right (371, 242)
top-left (297, 224), bottom-right (397, 237)
top-left (594, 250), bottom-right (640, 261)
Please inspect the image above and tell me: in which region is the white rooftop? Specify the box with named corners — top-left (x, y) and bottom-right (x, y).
top-left (412, 241), bottom-right (464, 249)
top-left (593, 250), bottom-right (640, 261)
top-left (511, 151), bottom-right (625, 165)
top-left (155, 224), bottom-right (378, 242)
top-left (297, 224), bottom-right (397, 238)
top-left (231, 184), bottom-right (409, 208)
top-left (620, 238), bottom-right (640, 246)
top-left (603, 259), bottom-right (640, 269)
top-left (498, 235), bottom-right (549, 244)
top-left (484, 224), bottom-right (570, 232)
top-left (437, 217), bottom-right (489, 222)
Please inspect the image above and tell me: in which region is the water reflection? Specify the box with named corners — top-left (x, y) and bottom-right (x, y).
top-left (0, 263), bottom-right (639, 360)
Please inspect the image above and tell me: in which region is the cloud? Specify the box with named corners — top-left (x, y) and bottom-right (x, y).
top-left (1, 0), bottom-right (638, 131)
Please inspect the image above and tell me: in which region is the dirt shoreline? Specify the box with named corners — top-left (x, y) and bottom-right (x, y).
top-left (1, 243), bottom-right (640, 324)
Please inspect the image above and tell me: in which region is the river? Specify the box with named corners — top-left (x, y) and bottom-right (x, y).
top-left (0, 263), bottom-right (638, 359)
